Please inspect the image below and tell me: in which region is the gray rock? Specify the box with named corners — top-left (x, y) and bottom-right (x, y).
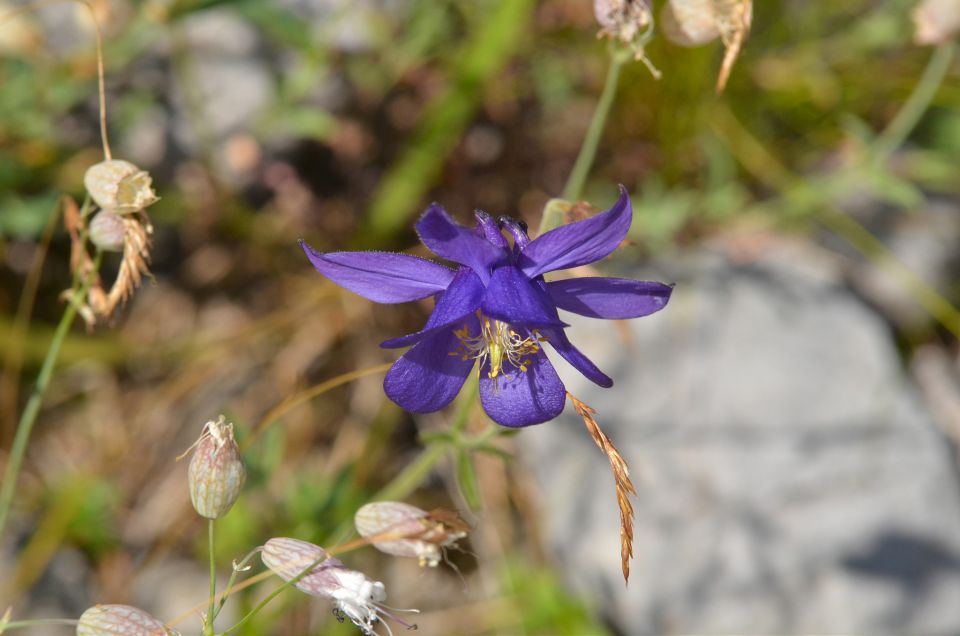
top-left (520, 244), bottom-right (960, 634)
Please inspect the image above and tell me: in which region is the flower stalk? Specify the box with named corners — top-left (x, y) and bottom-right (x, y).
top-left (0, 247), bottom-right (103, 541)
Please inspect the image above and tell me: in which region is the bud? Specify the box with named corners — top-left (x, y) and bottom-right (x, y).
top-left (913, 0), bottom-right (960, 45)
top-left (88, 210), bottom-right (126, 252)
top-left (354, 501), bottom-right (467, 568)
top-left (261, 538), bottom-right (417, 635)
top-left (77, 604), bottom-right (175, 636)
top-left (84, 159), bottom-right (159, 212)
top-left (187, 416), bottom-right (246, 519)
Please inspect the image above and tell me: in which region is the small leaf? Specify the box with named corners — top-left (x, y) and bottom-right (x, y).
top-left (455, 449), bottom-right (482, 511)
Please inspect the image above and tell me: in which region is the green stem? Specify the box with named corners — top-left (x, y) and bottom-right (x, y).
top-left (873, 42), bottom-right (956, 162)
top-left (220, 552), bottom-right (333, 636)
top-left (204, 519), bottom-right (216, 636)
top-left (373, 443), bottom-right (448, 503)
top-left (561, 46), bottom-right (629, 202)
top-left (0, 618), bottom-right (79, 631)
top-left (0, 249), bottom-right (102, 541)
top-left (215, 548), bottom-right (260, 618)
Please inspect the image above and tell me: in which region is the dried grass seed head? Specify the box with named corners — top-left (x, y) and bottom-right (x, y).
top-left (354, 501), bottom-right (468, 567)
top-left (77, 604), bottom-right (177, 636)
top-left (84, 159), bottom-right (158, 212)
top-left (187, 416), bottom-right (246, 519)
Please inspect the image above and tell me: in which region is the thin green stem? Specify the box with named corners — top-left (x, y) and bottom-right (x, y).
top-left (0, 249), bottom-right (102, 541)
top-left (204, 519), bottom-right (216, 636)
top-left (215, 548), bottom-right (261, 618)
top-left (561, 46), bottom-right (630, 203)
top-left (373, 443), bottom-right (448, 503)
top-left (220, 553), bottom-right (333, 636)
top-left (0, 618), bottom-right (79, 630)
top-left (873, 42), bottom-right (956, 161)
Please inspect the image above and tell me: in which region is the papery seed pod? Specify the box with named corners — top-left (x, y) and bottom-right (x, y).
top-left (88, 210), bottom-right (126, 252)
top-left (354, 501), bottom-right (467, 567)
top-left (913, 0), bottom-right (960, 45)
top-left (261, 538), bottom-right (411, 636)
top-left (661, 0), bottom-right (720, 46)
top-left (261, 537), bottom-right (343, 597)
top-left (187, 416), bottom-right (246, 519)
top-left (77, 604), bottom-right (175, 636)
top-left (84, 159), bottom-right (158, 212)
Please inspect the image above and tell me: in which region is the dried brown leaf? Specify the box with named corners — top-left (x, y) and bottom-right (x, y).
top-left (568, 392), bottom-right (637, 583)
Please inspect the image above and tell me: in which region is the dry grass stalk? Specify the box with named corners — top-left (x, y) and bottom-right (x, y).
top-left (102, 213), bottom-right (153, 315)
top-left (714, 0), bottom-right (752, 92)
top-left (567, 392), bottom-right (637, 583)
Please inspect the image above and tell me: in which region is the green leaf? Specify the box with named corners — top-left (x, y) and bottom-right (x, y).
top-left (455, 449), bottom-right (482, 511)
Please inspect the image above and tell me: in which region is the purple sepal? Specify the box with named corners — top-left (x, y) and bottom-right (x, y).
top-left (547, 277), bottom-right (673, 319)
top-left (416, 204), bottom-right (506, 283)
top-left (381, 269), bottom-right (484, 349)
top-left (480, 266), bottom-right (567, 328)
top-left (541, 327), bottom-right (613, 387)
top-left (519, 185), bottom-right (632, 277)
top-left (300, 241), bottom-right (454, 303)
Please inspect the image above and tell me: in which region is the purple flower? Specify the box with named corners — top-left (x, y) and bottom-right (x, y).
top-left (301, 186), bottom-right (672, 427)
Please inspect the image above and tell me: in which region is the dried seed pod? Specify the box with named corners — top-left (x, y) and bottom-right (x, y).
top-left (187, 416), bottom-right (246, 519)
top-left (77, 604), bottom-right (175, 636)
top-left (354, 501), bottom-right (467, 567)
top-left (913, 0), bottom-right (960, 45)
top-left (88, 210), bottom-right (126, 252)
top-left (661, 0), bottom-right (719, 46)
top-left (261, 538), bottom-right (415, 636)
top-left (594, 0), bottom-right (652, 44)
top-left (84, 159), bottom-right (158, 212)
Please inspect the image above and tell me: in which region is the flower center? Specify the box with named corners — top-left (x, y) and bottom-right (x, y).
top-left (452, 315), bottom-right (542, 381)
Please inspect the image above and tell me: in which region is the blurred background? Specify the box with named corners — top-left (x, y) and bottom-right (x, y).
top-left (3, 0), bottom-right (960, 634)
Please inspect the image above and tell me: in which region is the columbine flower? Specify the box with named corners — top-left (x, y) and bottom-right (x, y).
top-left (261, 538), bottom-right (417, 636)
top-left (301, 186), bottom-right (672, 427)
top-left (354, 501), bottom-right (467, 567)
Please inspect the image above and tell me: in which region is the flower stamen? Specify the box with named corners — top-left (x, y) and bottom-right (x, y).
top-left (452, 316), bottom-right (542, 385)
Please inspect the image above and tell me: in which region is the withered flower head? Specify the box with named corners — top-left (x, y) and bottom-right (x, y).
top-left (354, 501), bottom-right (467, 568)
top-left (594, 0), bottom-right (652, 45)
top-left (187, 416), bottom-right (246, 519)
top-left (77, 604), bottom-right (176, 636)
top-left (261, 538), bottom-right (418, 636)
top-left (83, 159), bottom-right (158, 212)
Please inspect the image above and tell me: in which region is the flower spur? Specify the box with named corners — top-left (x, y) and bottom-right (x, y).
top-left (301, 185), bottom-right (672, 427)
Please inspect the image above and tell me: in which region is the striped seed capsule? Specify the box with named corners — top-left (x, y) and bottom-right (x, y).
top-left (187, 416), bottom-right (246, 519)
top-left (76, 604), bottom-right (175, 636)
top-left (354, 501), bottom-right (467, 567)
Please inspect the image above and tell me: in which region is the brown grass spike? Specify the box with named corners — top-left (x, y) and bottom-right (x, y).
top-left (567, 392), bottom-right (638, 584)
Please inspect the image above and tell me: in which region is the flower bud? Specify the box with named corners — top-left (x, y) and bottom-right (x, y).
top-left (84, 159), bottom-right (158, 212)
top-left (187, 416), bottom-right (245, 519)
top-left (261, 538), bottom-right (415, 636)
top-left (77, 604), bottom-right (175, 636)
top-left (354, 501), bottom-right (467, 568)
top-left (88, 210), bottom-right (126, 252)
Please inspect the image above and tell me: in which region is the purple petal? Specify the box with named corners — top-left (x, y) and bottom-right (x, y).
top-left (480, 266), bottom-right (567, 328)
top-left (474, 210), bottom-right (508, 248)
top-left (519, 185), bottom-right (632, 277)
top-left (301, 241), bottom-right (454, 303)
top-left (384, 320), bottom-right (477, 413)
top-left (381, 269), bottom-right (485, 349)
top-left (540, 327), bottom-right (613, 387)
top-left (547, 277), bottom-right (673, 319)
top-left (416, 204), bottom-right (506, 283)
top-left (479, 351), bottom-right (566, 427)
